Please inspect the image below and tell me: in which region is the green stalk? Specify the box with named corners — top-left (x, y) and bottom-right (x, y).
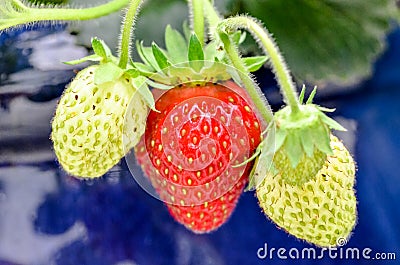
top-left (1, 0), bottom-right (130, 31)
top-left (218, 16), bottom-right (300, 114)
top-left (190, 0), bottom-right (205, 45)
top-left (11, 0), bottom-right (28, 10)
top-left (118, 0), bottom-right (143, 68)
top-left (202, 0), bottom-right (273, 123)
top-left (218, 32), bottom-right (274, 123)
top-left (202, 0), bottom-right (220, 34)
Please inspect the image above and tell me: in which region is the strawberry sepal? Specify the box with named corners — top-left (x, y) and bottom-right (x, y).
top-left (253, 87), bottom-right (347, 186)
top-left (135, 25), bottom-right (268, 86)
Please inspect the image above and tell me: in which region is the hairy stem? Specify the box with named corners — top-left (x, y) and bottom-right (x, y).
top-left (203, 0), bottom-right (274, 123)
top-left (118, 0), bottom-right (142, 68)
top-left (218, 16), bottom-right (300, 114)
top-left (202, 0), bottom-right (221, 36)
top-left (218, 31), bottom-right (274, 123)
top-left (12, 0), bottom-right (28, 11)
top-left (1, 0), bottom-right (130, 31)
top-left (190, 0), bottom-right (205, 45)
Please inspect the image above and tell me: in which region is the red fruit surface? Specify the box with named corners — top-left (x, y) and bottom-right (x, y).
top-left (135, 81), bottom-right (262, 233)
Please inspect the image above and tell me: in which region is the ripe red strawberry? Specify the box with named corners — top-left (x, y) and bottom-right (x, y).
top-left (135, 81), bottom-right (262, 233)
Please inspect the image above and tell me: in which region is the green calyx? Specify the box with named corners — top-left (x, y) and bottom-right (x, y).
top-left (133, 24), bottom-right (268, 87)
top-left (275, 96), bottom-right (346, 165)
top-left (272, 87), bottom-right (346, 185)
top-left (65, 37), bottom-right (157, 111)
top-left (245, 86), bottom-right (347, 189)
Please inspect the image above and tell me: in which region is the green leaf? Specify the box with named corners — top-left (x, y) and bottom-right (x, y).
top-left (274, 127), bottom-right (287, 152)
top-left (124, 69), bottom-right (140, 79)
top-left (167, 65), bottom-right (197, 82)
top-left (234, 147), bottom-right (261, 168)
top-left (246, 123), bottom-right (276, 191)
top-left (131, 76), bottom-right (157, 111)
top-left (94, 62), bottom-right (124, 85)
top-left (231, 30), bottom-right (244, 45)
top-left (133, 62), bottom-right (156, 75)
top-left (165, 25), bottom-right (188, 63)
top-left (226, 68), bottom-right (243, 88)
top-left (204, 40), bottom-right (226, 62)
top-left (243, 56), bottom-right (268, 72)
top-left (299, 85), bottom-right (306, 104)
top-left (300, 126), bottom-right (315, 158)
top-left (145, 79), bottom-right (174, 90)
top-left (319, 113), bottom-right (347, 131)
top-left (91, 37), bottom-right (112, 61)
top-left (231, 31), bottom-right (240, 44)
top-left (306, 86), bottom-right (317, 104)
top-left (148, 72), bottom-right (174, 85)
top-left (136, 40), bottom-right (161, 72)
top-left (229, 0), bottom-right (397, 84)
top-left (318, 106), bottom-right (336, 113)
top-left (312, 124), bottom-right (333, 155)
top-left (200, 62), bottom-right (232, 81)
top-left (246, 162), bottom-right (259, 192)
top-left (284, 133), bottom-right (303, 168)
top-left (63, 54), bottom-right (102, 65)
top-left (204, 41), bottom-right (218, 61)
top-left (188, 34), bottom-right (204, 72)
top-left (238, 31), bottom-right (247, 45)
top-left (152, 42), bottom-right (170, 71)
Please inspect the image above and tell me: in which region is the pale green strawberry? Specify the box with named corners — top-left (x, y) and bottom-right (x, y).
top-left (51, 65), bottom-right (147, 178)
top-left (256, 136), bottom-right (356, 247)
top-left (273, 147), bottom-right (326, 186)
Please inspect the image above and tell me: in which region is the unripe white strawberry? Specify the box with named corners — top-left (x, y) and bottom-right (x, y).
top-left (51, 65), bottom-right (147, 178)
top-left (273, 142), bottom-right (327, 186)
top-left (256, 136), bottom-right (356, 247)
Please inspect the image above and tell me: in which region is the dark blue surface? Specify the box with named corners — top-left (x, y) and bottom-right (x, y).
top-left (0, 26), bottom-right (399, 264)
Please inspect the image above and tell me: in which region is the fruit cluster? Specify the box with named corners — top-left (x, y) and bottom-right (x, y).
top-left (10, 0), bottom-right (357, 247)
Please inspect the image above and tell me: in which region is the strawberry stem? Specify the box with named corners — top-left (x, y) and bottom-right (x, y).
top-left (10, 0), bottom-right (27, 10)
top-left (217, 16), bottom-right (301, 115)
top-left (189, 0), bottom-right (205, 46)
top-left (218, 31), bottom-right (274, 123)
top-left (1, 0), bottom-right (130, 31)
top-left (201, 1), bottom-right (273, 123)
top-left (202, 0), bottom-right (221, 36)
top-left (118, 0), bottom-right (143, 69)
